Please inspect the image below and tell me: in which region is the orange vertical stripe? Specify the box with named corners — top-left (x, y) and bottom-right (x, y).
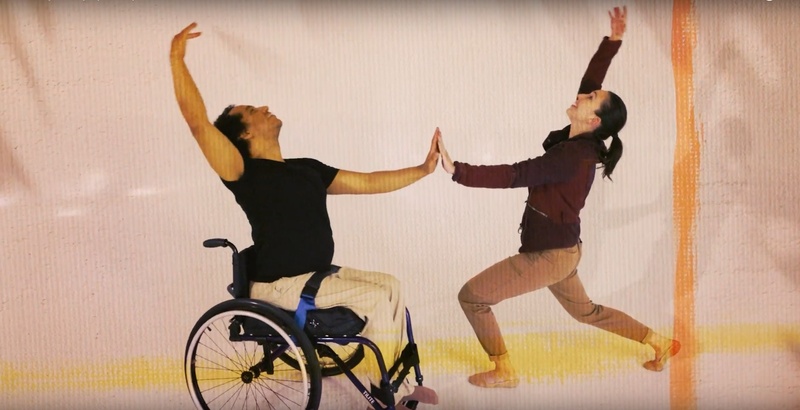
top-left (670, 0), bottom-right (700, 409)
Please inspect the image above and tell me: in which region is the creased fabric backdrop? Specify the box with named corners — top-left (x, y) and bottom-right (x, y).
top-left (1, 1), bottom-right (798, 409)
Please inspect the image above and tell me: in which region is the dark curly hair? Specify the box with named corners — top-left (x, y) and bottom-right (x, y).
top-left (213, 105), bottom-right (250, 159)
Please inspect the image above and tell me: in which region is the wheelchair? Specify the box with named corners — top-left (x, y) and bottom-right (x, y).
top-left (184, 238), bottom-right (426, 410)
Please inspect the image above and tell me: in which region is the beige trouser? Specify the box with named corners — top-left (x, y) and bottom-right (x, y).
top-left (458, 243), bottom-right (650, 357)
top-left (250, 266), bottom-right (412, 398)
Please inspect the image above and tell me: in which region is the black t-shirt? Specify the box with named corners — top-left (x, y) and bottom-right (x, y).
top-left (222, 157), bottom-right (340, 282)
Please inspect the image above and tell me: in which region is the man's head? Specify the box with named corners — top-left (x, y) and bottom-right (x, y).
top-left (213, 104), bottom-right (282, 158)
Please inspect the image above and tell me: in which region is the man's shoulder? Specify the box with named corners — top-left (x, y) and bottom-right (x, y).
top-left (287, 158), bottom-right (339, 175)
top-left (287, 157), bottom-right (321, 166)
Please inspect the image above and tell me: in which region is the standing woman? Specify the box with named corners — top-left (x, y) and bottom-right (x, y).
top-left (437, 6), bottom-right (680, 388)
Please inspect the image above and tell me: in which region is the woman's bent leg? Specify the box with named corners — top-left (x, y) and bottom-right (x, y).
top-left (459, 247), bottom-right (581, 356)
top-left (458, 246), bottom-right (580, 387)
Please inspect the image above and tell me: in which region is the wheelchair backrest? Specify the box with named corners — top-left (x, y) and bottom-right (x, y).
top-left (229, 245), bottom-right (255, 299)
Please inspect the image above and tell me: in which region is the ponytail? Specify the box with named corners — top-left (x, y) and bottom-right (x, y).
top-left (593, 91), bottom-right (627, 181)
top-left (598, 133), bottom-right (623, 180)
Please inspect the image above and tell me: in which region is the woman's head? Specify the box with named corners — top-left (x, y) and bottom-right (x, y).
top-left (567, 90), bottom-right (627, 179)
top-left (594, 91), bottom-right (627, 138)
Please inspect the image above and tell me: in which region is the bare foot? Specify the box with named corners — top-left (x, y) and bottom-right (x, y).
top-left (644, 339), bottom-right (681, 372)
top-left (400, 385), bottom-right (439, 405)
top-left (467, 369), bottom-right (519, 388)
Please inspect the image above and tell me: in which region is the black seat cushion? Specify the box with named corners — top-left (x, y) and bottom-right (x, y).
top-left (240, 307), bottom-right (365, 338)
top-left (302, 306), bottom-right (366, 337)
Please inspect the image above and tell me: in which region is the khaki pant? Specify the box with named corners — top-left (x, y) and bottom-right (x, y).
top-left (458, 243), bottom-right (650, 356)
top-left (251, 266), bottom-right (412, 397)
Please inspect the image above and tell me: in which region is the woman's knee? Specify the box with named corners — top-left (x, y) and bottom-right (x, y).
top-left (567, 303), bottom-right (604, 324)
top-left (458, 281), bottom-right (488, 305)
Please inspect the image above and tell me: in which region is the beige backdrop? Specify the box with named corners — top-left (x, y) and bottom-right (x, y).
top-left (1, 1), bottom-right (798, 409)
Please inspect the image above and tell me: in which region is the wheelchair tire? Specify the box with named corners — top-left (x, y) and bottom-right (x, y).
top-left (281, 342), bottom-right (365, 377)
top-left (185, 299), bottom-right (322, 410)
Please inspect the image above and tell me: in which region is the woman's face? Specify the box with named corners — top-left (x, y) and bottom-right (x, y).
top-left (567, 90), bottom-right (609, 129)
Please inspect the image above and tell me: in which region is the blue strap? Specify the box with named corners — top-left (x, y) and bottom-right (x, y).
top-left (294, 265), bottom-right (340, 329)
top-left (294, 295), bottom-right (314, 330)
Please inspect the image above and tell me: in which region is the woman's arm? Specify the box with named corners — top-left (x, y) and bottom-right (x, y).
top-left (577, 6), bottom-right (627, 94)
top-left (438, 133), bottom-right (581, 189)
top-left (543, 6), bottom-right (628, 151)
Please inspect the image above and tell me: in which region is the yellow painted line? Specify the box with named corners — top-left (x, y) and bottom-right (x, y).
top-left (0, 356), bottom-right (180, 392)
top-left (2, 324), bottom-right (797, 393)
top-left (670, 0), bottom-right (701, 408)
top-left (422, 324), bottom-right (800, 382)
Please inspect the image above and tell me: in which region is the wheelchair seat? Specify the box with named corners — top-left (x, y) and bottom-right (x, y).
top-left (240, 306), bottom-right (365, 337)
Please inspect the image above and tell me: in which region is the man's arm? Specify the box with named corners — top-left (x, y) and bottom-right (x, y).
top-left (327, 128), bottom-right (440, 195)
top-left (170, 23), bottom-right (243, 182)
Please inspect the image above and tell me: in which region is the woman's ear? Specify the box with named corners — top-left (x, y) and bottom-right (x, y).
top-left (590, 116), bottom-right (601, 130)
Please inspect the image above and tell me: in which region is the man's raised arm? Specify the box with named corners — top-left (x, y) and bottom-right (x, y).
top-left (170, 23), bottom-right (243, 181)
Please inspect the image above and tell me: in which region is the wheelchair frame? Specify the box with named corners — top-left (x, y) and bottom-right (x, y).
top-left (184, 238), bottom-right (426, 410)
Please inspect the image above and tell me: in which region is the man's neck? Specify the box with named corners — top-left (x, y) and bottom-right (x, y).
top-left (250, 139), bottom-right (284, 162)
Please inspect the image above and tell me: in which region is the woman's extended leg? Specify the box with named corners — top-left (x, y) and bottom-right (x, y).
top-left (547, 250), bottom-right (680, 371)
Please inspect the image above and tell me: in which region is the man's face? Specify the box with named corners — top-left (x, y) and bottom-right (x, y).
top-left (232, 105), bottom-right (282, 139)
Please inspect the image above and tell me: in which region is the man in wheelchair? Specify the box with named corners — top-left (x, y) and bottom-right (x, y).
top-left (171, 23), bottom-right (439, 409)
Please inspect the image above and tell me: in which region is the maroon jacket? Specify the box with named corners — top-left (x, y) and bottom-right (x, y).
top-left (452, 37), bottom-right (621, 253)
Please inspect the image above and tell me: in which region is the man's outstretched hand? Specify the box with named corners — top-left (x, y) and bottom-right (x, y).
top-left (171, 22), bottom-right (202, 60)
top-left (422, 127), bottom-right (442, 175)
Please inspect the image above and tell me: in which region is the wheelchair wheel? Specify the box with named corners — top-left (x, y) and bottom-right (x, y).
top-left (185, 299), bottom-right (322, 410)
top-left (282, 342), bottom-right (365, 377)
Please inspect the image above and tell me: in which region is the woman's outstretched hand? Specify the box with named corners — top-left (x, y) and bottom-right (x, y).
top-left (436, 129), bottom-right (456, 175)
top-left (609, 6), bottom-right (627, 41)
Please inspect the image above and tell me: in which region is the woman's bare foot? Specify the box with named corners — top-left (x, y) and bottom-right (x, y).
top-left (468, 352), bottom-right (519, 388)
top-left (642, 330), bottom-right (681, 372)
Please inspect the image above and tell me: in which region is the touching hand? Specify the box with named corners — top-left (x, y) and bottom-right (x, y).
top-left (609, 6), bottom-right (627, 41)
top-left (422, 127), bottom-right (442, 175)
top-left (437, 130), bottom-right (455, 175)
top-left (171, 22), bottom-right (202, 60)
